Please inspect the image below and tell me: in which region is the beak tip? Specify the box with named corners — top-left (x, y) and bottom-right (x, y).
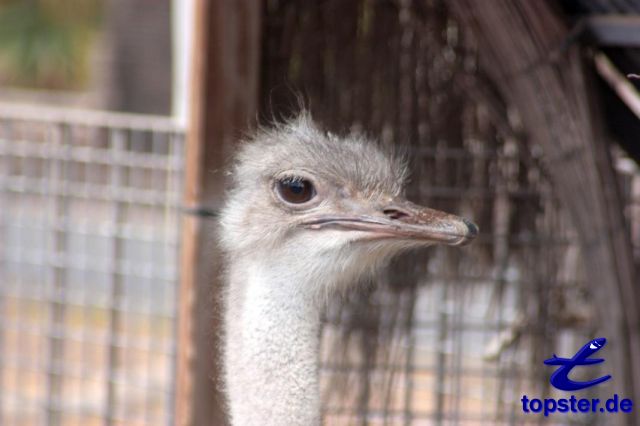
top-left (462, 218), bottom-right (479, 239)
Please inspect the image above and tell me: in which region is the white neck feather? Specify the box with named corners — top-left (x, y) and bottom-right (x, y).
top-left (224, 259), bottom-right (322, 426)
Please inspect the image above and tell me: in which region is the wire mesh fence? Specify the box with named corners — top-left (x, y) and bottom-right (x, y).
top-left (0, 103), bottom-right (184, 426)
top-left (317, 142), bottom-right (602, 425)
top-left (316, 147), bottom-right (640, 426)
top-left (1, 2), bottom-right (640, 423)
top-left (0, 107), bottom-right (637, 426)
top-left (259, 1), bottom-right (640, 423)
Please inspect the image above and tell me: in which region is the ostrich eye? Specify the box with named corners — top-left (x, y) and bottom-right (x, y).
top-left (276, 177), bottom-right (316, 204)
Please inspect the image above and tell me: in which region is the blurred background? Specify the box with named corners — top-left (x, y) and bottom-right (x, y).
top-left (0, 0), bottom-right (639, 425)
top-left (0, 0), bottom-right (174, 113)
top-left (0, 1), bottom-right (182, 425)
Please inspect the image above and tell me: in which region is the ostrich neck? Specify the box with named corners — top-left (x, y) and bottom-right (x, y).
top-left (224, 259), bottom-right (322, 426)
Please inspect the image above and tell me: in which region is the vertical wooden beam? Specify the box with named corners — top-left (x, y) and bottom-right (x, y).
top-left (175, 1), bottom-right (261, 425)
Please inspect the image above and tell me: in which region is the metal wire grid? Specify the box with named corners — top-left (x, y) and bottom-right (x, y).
top-left (256, 0), bottom-right (640, 423)
top-left (0, 101), bottom-right (636, 426)
top-left (0, 104), bottom-right (184, 426)
top-left (318, 143), bottom-right (606, 425)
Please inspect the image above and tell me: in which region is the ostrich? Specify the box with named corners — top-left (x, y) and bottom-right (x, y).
top-left (219, 113), bottom-right (477, 425)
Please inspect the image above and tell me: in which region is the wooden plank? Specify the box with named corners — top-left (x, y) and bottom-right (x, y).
top-left (584, 15), bottom-right (640, 47)
top-left (175, 1), bottom-right (261, 425)
top-left (594, 52), bottom-right (640, 119)
top-left (449, 3), bottom-right (640, 426)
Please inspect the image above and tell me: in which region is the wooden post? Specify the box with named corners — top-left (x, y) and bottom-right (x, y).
top-left (175, 1), bottom-right (261, 425)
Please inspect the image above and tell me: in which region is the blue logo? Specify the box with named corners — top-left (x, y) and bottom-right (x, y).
top-left (544, 337), bottom-right (612, 391)
top-left (521, 337), bottom-right (633, 416)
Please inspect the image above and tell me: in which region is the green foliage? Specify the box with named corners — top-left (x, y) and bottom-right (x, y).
top-left (0, 0), bottom-right (102, 89)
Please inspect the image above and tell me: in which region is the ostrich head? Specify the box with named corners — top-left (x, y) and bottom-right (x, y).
top-left (220, 113), bottom-right (477, 294)
top-left (220, 113), bottom-right (478, 425)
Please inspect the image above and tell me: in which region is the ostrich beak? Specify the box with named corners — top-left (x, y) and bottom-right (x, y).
top-left (301, 199), bottom-right (478, 246)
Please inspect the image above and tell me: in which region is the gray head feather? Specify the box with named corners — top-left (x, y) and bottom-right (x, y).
top-left (220, 112), bottom-right (409, 256)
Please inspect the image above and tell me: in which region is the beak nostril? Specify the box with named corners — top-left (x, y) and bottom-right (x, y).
top-left (383, 208), bottom-right (411, 221)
